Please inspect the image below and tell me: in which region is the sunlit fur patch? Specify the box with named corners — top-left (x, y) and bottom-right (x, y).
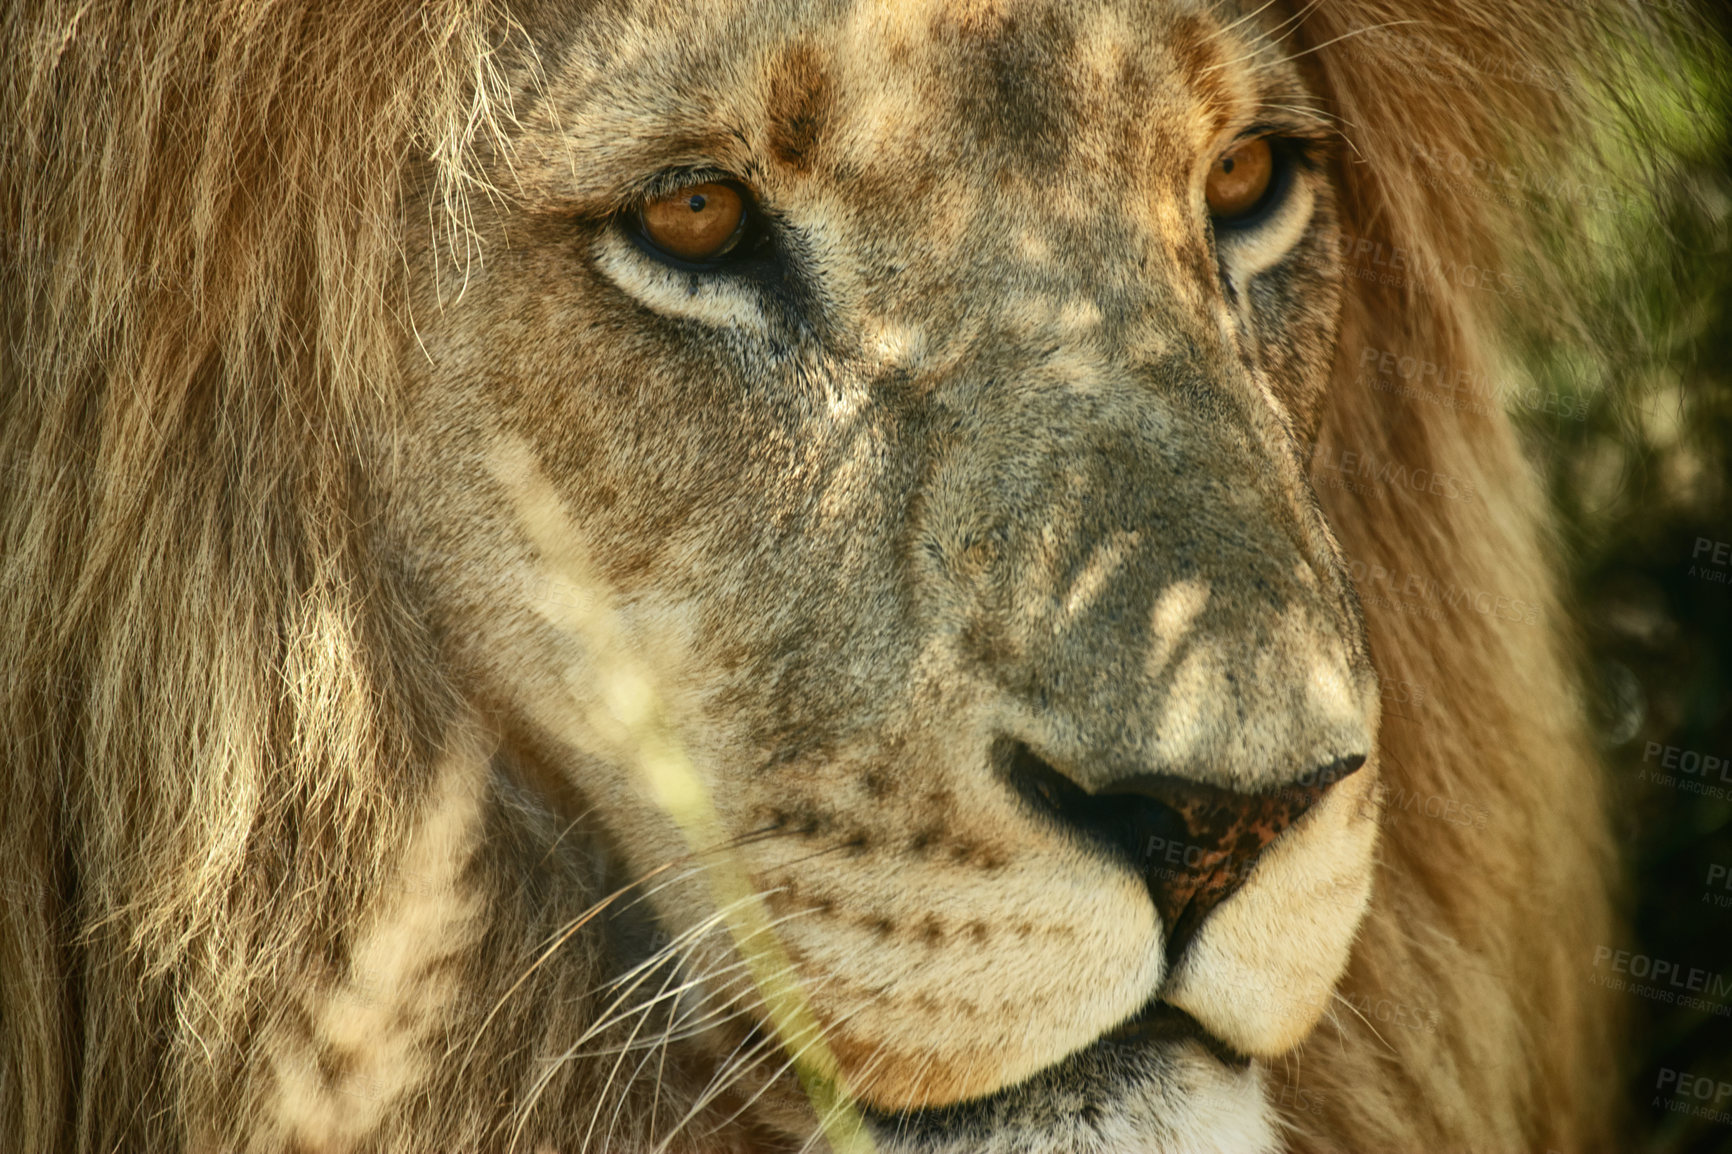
top-left (263, 724), bottom-right (491, 1149)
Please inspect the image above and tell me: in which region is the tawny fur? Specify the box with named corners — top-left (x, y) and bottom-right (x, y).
top-left (0, 0), bottom-right (1677, 1151)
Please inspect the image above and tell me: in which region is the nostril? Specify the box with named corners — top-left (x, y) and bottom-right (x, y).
top-left (1003, 740), bottom-right (1190, 867)
top-left (1001, 741), bottom-right (1364, 961)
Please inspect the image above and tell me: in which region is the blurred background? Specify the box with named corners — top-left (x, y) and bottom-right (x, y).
top-left (1508, 8), bottom-right (1732, 1149)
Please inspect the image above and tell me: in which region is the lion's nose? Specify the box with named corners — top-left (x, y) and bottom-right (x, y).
top-left (1005, 743), bottom-right (1364, 960)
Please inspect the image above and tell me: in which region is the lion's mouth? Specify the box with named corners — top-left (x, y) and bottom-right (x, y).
top-left (852, 1000), bottom-right (1252, 1127)
top-left (701, 980), bottom-right (1261, 1150)
top-left (835, 997), bottom-right (1265, 1153)
top-left (1103, 1000), bottom-right (1253, 1071)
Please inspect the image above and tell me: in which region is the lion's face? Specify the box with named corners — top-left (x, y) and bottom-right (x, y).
top-left (395, 0), bottom-right (1380, 1147)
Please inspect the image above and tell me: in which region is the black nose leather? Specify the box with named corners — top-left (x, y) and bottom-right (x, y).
top-left (1005, 743), bottom-right (1364, 960)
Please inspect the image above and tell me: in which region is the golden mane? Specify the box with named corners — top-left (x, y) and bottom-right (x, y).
top-left (2, 4), bottom-right (503, 1148)
top-left (0, 1), bottom-right (1686, 1150)
top-left (1295, 2), bottom-right (1641, 1143)
top-left (1291, 2), bottom-right (1681, 1148)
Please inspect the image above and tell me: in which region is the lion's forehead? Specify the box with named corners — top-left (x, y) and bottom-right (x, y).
top-left (518, 0), bottom-right (1303, 231)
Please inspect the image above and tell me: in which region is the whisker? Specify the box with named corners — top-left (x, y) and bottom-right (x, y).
top-left (1329, 990), bottom-right (1396, 1054)
top-left (460, 860), bottom-right (683, 1066)
top-left (582, 904), bottom-right (750, 1053)
top-left (656, 1027), bottom-right (789, 1154)
top-left (688, 995), bottom-right (873, 1154)
top-left (513, 899), bottom-right (827, 1146)
top-left (595, 897), bottom-right (814, 1011)
top-left (591, 952), bottom-right (696, 1154)
top-left (595, 824), bottom-right (807, 933)
top-left (1202, 0), bottom-right (1328, 76)
top-left (1213, 0), bottom-right (1288, 40)
top-left (506, 898), bottom-right (752, 1150)
top-left (1245, 20), bottom-right (1424, 76)
top-left (560, 941), bottom-right (807, 1060)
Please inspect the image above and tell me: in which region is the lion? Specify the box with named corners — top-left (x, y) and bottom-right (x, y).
top-left (0, 0), bottom-right (1671, 1150)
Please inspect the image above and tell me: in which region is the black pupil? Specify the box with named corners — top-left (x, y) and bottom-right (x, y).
top-left (688, 193), bottom-right (707, 213)
top-left (1221, 157), bottom-right (1236, 174)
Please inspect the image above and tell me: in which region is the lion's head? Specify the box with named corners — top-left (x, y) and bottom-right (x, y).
top-left (2, 0), bottom-right (1666, 1151)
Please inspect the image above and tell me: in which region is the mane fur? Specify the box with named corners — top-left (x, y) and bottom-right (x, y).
top-left (0, 1), bottom-right (1682, 1150)
top-left (1290, 2), bottom-right (1680, 1149)
top-left (1, 4), bottom-right (505, 1148)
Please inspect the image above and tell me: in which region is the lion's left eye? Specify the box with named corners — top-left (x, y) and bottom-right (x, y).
top-left (632, 181), bottom-right (753, 265)
top-left (1206, 137), bottom-right (1277, 223)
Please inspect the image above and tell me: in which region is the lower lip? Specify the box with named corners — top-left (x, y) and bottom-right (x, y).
top-left (1104, 1002), bottom-right (1252, 1071)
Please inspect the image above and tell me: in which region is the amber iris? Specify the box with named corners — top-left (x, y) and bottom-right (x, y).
top-left (1205, 138), bottom-right (1274, 220)
top-left (638, 182), bottom-right (747, 261)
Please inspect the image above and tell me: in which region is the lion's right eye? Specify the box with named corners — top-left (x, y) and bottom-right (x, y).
top-left (633, 181), bottom-right (751, 264)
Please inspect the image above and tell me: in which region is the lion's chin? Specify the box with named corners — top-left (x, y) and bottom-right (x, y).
top-left (847, 1023), bottom-right (1277, 1154)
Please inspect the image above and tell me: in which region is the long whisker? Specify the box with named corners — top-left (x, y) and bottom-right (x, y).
top-left (590, 949), bottom-right (697, 1154)
top-left (472, 857), bottom-right (749, 1076)
top-left (507, 898), bottom-right (752, 1151)
top-left (654, 1026), bottom-right (790, 1154)
top-left (1202, 0), bottom-right (1328, 75)
top-left (1213, 0), bottom-right (1288, 40)
top-left (471, 823), bottom-right (805, 1069)
top-left (1244, 20), bottom-right (1424, 76)
top-left (511, 899), bottom-right (828, 1148)
top-left (679, 993), bottom-right (873, 1154)
top-left (1329, 989), bottom-right (1396, 1054)
top-left (1205, 0), bottom-right (1323, 77)
top-left (655, 958), bottom-right (868, 1146)
top-left (594, 889), bottom-right (813, 1011)
top-left (567, 912), bottom-right (822, 1060)
top-left (460, 861), bottom-right (683, 1066)
top-left (601, 824), bottom-right (796, 926)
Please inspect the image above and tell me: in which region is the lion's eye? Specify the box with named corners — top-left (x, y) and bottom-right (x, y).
top-left (1206, 138), bottom-right (1275, 223)
top-left (636, 182), bottom-right (749, 263)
